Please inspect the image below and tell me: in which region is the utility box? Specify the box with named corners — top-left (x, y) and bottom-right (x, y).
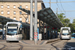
top-left (39, 34), bottom-right (42, 41)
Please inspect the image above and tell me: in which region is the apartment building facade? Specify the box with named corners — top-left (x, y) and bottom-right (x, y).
top-left (0, 0), bottom-right (45, 24)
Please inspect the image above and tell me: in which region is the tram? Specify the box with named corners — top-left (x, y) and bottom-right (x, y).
top-left (6, 22), bottom-right (30, 41)
top-left (60, 27), bottom-right (71, 40)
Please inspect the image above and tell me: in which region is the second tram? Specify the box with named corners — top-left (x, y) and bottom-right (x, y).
top-left (60, 27), bottom-right (71, 40)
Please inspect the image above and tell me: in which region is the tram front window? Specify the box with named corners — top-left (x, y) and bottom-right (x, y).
top-left (7, 29), bottom-right (17, 35)
top-left (62, 33), bottom-right (69, 35)
top-left (62, 30), bottom-right (69, 35)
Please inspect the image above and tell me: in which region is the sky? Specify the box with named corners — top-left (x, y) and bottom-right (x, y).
top-left (42, 0), bottom-right (75, 23)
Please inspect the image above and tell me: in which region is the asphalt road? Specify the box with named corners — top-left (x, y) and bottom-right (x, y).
top-left (0, 40), bottom-right (52, 50)
top-left (63, 38), bottom-right (75, 50)
top-left (0, 38), bottom-right (75, 50)
top-left (49, 38), bottom-right (75, 50)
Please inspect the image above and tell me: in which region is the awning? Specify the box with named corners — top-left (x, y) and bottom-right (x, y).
top-left (0, 16), bottom-right (17, 24)
top-left (0, 15), bottom-right (30, 27)
top-left (18, 7), bottom-right (63, 28)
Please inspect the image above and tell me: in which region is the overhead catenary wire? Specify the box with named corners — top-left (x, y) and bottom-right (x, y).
top-left (56, 0), bottom-right (62, 12)
top-left (59, 0), bottom-right (66, 14)
top-left (54, 10), bottom-right (75, 12)
top-left (43, 1), bottom-right (75, 3)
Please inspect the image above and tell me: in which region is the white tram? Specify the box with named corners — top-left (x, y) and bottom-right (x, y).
top-left (60, 27), bottom-right (71, 40)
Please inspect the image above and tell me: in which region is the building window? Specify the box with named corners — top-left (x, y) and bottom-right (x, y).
top-left (1, 5), bottom-right (3, 8)
top-left (1, 11), bottom-right (3, 14)
top-left (13, 5), bottom-right (16, 8)
top-left (20, 11), bottom-right (22, 14)
top-left (7, 5), bottom-right (10, 8)
top-left (7, 11), bottom-right (10, 14)
top-left (20, 5), bottom-right (22, 8)
top-left (13, 11), bottom-right (16, 15)
top-left (20, 17), bottom-right (22, 21)
top-left (26, 5), bottom-right (28, 8)
top-left (13, 17), bottom-right (16, 20)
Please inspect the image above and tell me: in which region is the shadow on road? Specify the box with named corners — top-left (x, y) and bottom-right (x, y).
top-left (62, 42), bottom-right (75, 50)
top-left (6, 41), bottom-right (19, 43)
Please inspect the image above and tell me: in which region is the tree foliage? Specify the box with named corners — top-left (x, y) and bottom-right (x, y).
top-left (73, 19), bottom-right (75, 23)
top-left (57, 13), bottom-right (70, 27)
top-left (57, 13), bottom-right (75, 33)
top-left (57, 13), bottom-right (65, 22)
top-left (63, 18), bottom-right (70, 26)
top-left (70, 19), bottom-right (75, 33)
top-left (68, 23), bottom-right (75, 33)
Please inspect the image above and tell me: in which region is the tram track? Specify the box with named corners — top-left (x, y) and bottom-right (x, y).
top-left (50, 40), bottom-right (62, 50)
top-left (19, 45), bottom-right (23, 50)
top-left (49, 40), bottom-right (68, 50)
top-left (0, 44), bottom-right (6, 50)
top-left (46, 38), bottom-right (60, 50)
top-left (0, 41), bottom-right (23, 50)
top-left (0, 39), bottom-right (68, 50)
top-left (46, 38), bottom-right (60, 44)
top-left (9, 42), bottom-right (23, 50)
top-left (46, 38), bottom-right (69, 50)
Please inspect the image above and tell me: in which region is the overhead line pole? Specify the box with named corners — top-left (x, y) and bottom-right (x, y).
top-left (34, 0), bottom-right (38, 45)
top-left (56, 0), bottom-right (58, 16)
top-left (50, 0), bottom-right (51, 8)
top-left (56, 8), bottom-right (58, 16)
top-left (30, 0), bottom-right (33, 40)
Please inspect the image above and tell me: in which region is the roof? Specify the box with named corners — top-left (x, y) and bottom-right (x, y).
top-left (38, 8), bottom-right (63, 28)
top-left (18, 7), bottom-right (63, 28)
top-left (0, 0), bottom-right (42, 2)
top-left (0, 15), bottom-right (30, 27)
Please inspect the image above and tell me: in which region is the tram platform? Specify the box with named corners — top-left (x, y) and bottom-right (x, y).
top-left (21, 38), bottom-right (59, 45)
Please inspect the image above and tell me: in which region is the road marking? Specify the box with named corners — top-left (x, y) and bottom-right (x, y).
top-left (19, 41), bottom-right (29, 44)
top-left (40, 41), bottom-right (45, 45)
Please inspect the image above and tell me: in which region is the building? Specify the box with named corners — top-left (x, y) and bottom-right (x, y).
top-left (0, 0), bottom-right (45, 24)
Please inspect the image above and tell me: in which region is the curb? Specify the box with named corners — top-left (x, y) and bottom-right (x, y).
top-left (42, 38), bottom-right (60, 45)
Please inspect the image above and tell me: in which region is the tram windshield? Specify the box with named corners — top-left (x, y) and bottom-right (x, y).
top-left (7, 29), bottom-right (17, 35)
top-left (62, 30), bottom-right (69, 35)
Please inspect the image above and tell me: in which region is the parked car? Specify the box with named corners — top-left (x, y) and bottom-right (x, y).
top-left (71, 33), bottom-right (75, 38)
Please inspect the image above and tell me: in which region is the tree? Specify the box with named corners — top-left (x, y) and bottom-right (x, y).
top-left (57, 13), bottom-right (75, 33)
top-left (68, 23), bottom-right (75, 33)
top-left (73, 19), bottom-right (75, 23)
top-left (57, 13), bottom-right (70, 26)
top-left (63, 18), bottom-right (70, 26)
top-left (69, 19), bottom-right (75, 33)
top-left (57, 13), bottom-right (66, 22)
